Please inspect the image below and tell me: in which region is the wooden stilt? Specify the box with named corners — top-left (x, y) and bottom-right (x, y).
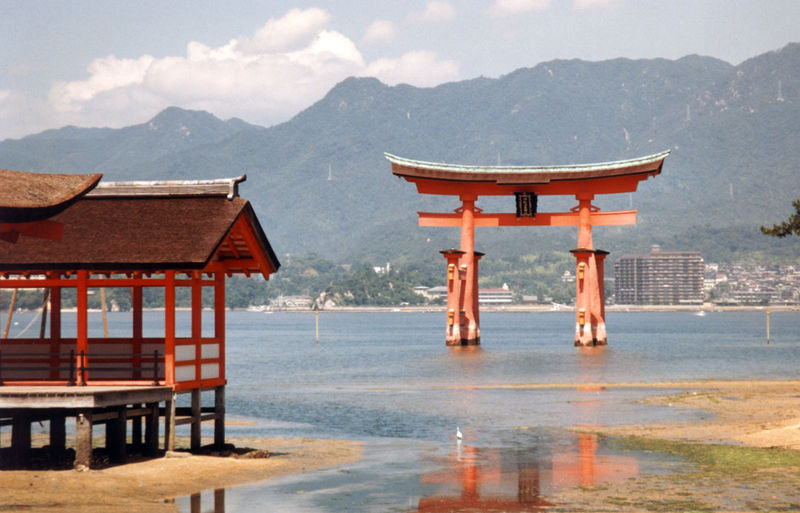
top-left (49, 412), bottom-right (66, 459)
top-left (132, 405), bottom-right (143, 451)
top-left (75, 410), bottom-right (93, 470)
top-left (214, 386), bottom-right (225, 450)
top-left (145, 402), bottom-right (159, 456)
top-left (191, 389), bottom-right (201, 451)
top-left (107, 405), bottom-right (127, 463)
top-left (11, 412), bottom-right (31, 468)
top-left (165, 393), bottom-right (176, 452)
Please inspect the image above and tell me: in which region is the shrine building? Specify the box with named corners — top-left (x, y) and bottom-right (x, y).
top-left (0, 170), bottom-right (279, 468)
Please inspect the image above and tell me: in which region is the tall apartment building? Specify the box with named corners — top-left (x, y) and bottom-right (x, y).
top-left (614, 246), bottom-right (704, 305)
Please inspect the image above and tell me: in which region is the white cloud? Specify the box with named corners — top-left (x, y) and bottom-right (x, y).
top-left (235, 7), bottom-right (330, 54)
top-left (49, 55), bottom-right (156, 112)
top-left (4, 7), bottom-right (462, 138)
top-left (410, 2), bottom-right (457, 22)
top-left (573, 0), bottom-right (621, 9)
top-left (363, 20), bottom-right (399, 44)
top-left (363, 50), bottom-right (459, 87)
top-left (488, 0), bottom-right (550, 17)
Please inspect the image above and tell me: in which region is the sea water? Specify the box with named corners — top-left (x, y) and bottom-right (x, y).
top-left (164, 309), bottom-right (800, 512)
top-left (11, 309), bottom-right (791, 511)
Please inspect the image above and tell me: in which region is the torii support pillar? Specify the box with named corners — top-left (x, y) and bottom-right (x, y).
top-left (571, 248), bottom-right (609, 347)
top-left (440, 248), bottom-right (484, 345)
top-left (441, 249), bottom-right (466, 345)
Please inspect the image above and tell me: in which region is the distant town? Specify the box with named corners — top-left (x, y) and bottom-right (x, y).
top-left (264, 246), bottom-right (800, 310)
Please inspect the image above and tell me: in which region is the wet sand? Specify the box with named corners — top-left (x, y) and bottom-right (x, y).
top-left (555, 379), bottom-right (800, 511)
top-left (593, 379), bottom-right (800, 449)
top-left (0, 437), bottom-right (362, 513)
top-left (2, 380), bottom-right (800, 512)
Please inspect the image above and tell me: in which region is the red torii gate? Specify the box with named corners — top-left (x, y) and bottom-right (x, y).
top-left (386, 151), bottom-right (669, 346)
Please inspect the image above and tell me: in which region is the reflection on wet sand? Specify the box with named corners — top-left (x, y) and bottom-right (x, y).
top-left (169, 488), bottom-right (225, 513)
top-left (418, 432), bottom-right (638, 511)
top-left (418, 441), bottom-right (553, 512)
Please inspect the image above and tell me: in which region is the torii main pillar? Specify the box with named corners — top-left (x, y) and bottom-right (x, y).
top-left (440, 195), bottom-right (485, 345)
top-left (571, 194), bottom-right (610, 345)
top-left (386, 151), bottom-right (669, 347)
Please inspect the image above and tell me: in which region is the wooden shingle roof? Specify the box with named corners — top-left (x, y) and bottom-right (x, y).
top-left (0, 169), bottom-right (101, 223)
top-left (0, 176), bottom-right (280, 278)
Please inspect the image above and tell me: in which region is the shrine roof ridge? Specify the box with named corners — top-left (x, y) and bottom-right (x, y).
top-left (88, 175), bottom-right (246, 200)
top-left (385, 151), bottom-right (670, 177)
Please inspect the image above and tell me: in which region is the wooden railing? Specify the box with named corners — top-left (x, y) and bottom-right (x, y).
top-left (0, 347), bottom-right (163, 385)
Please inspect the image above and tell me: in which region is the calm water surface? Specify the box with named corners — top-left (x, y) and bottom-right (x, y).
top-left (159, 309), bottom-right (800, 512)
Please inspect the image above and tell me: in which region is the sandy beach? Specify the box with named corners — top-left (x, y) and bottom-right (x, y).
top-left (2, 380), bottom-right (800, 512)
top-left (559, 380), bottom-right (800, 511)
top-left (0, 437), bottom-right (362, 513)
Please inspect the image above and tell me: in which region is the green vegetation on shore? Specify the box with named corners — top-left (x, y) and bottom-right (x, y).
top-left (611, 435), bottom-right (800, 474)
top-left (560, 435), bottom-right (800, 511)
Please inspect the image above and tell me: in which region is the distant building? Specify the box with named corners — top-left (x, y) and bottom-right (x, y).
top-left (413, 285), bottom-right (431, 297)
top-left (421, 285), bottom-right (515, 304)
top-left (425, 286), bottom-right (448, 300)
top-left (731, 290), bottom-right (778, 304)
top-left (614, 245), bottom-right (703, 305)
top-left (479, 286), bottom-right (514, 305)
top-left (270, 295), bottom-right (313, 308)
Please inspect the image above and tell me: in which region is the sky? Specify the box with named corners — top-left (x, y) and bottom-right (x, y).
top-left (1, 0), bottom-right (799, 140)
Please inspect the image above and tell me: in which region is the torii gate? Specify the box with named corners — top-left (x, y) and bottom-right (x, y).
top-left (386, 151), bottom-right (669, 347)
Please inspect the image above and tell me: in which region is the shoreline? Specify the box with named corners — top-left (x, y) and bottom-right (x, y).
top-left (2, 380), bottom-right (800, 511)
top-left (249, 304), bottom-right (800, 313)
top-left (28, 304), bottom-right (800, 314)
top-left (0, 437), bottom-right (363, 513)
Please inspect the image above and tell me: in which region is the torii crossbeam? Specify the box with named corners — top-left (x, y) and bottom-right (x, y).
top-left (387, 151), bottom-right (669, 346)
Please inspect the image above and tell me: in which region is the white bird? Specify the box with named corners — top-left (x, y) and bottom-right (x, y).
top-left (456, 426), bottom-right (463, 440)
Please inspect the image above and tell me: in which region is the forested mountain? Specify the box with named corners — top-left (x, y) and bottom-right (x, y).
top-left (3, 43), bottom-right (799, 266)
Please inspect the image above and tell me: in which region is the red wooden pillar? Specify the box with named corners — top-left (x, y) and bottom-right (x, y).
top-left (441, 249), bottom-right (465, 345)
top-left (571, 249), bottom-right (593, 346)
top-left (131, 272), bottom-right (143, 380)
top-left (213, 271), bottom-right (226, 449)
top-left (164, 271), bottom-right (176, 386)
top-left (191, 271), bottom-right (202, 382)
top-left (76, 270), bottom-right (89, 384)
top-left (214, 271), bottom-right (225, 381)
top-left (573, 194), bottom-right (606, 346)
top-left (48, 273), bottom-right (61, 380)
top-left (458, 194), bottom-right (480, 345)
top-left (472, 252), bottom-right (484, 338)
top-left (595, 250), bottom-right (609, 345)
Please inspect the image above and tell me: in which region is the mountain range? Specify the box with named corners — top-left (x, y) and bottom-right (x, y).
top-left (2, 43), bottom-right (800, 265)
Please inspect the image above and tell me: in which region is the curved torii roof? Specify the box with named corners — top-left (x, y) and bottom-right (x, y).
top-left (386, 150), bottom-right (670, 196)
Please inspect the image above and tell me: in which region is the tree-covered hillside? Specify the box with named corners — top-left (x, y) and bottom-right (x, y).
top-left (3, 43), bottom-right (799, 269)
